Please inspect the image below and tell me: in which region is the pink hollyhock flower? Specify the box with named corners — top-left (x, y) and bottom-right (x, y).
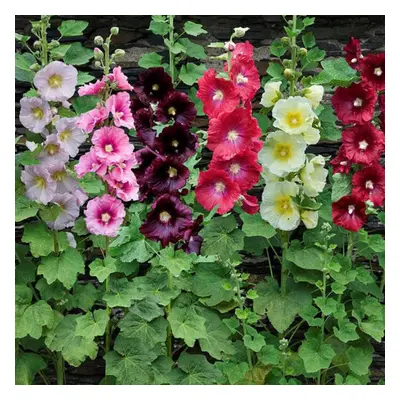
top-left (195, 169), bottom-right (241, 215)
top-left (84, 194), bottom-right (126, 237)
top-left (105, 92), bottom-right (135, 129)
top-left (197, 69), bottom-right (240, 118)
top-left (332, 195), bottom-right (366, 232)
top-left (352, 163), bottom-right (385, 207)
top-left (232, 41), bottom-right (254, 60)
top-left (46, 193), bottom-right (80, 231)
top-left (342, 123), bottom-right (384, 166)
top-left (74, 188), bottom-right (89, 206)
top-left (78, 79), bottom-right (106, 96)
top-left (344, 37), bottom-right (363, 70)
top-left (229, 55), bottom-right (260, 102)
top-left (156, 92), bottom-right (197, 127)
top-left (39, 134), bottom-right (69, 166)
top-left (207, 108), bottom-right (262, 160)
top-left (361, 53), bottom-right (385, 91)
top-left (55, 117), bottom-right (86, 157)
top-left (135, 108), bottom-right (156, 148)
top-left (19, 97), bottom-right (52, 133)
top-left (75, 147), bottom-right (107, 178)
top-left (331, 82), bottom-right (377, 124)
top-left (21, 165), bottom-right (56, 205)
top-left (77, 105), bottom-right (108, 134)
top-left (104, 175), bottom-right (139, 202)
top-left (109, 156), bottom-right (137, 183)
top-left (47, 162), bottom-right (78, 193)
top-left (140, 194), bottom-right (192, 247)
top-left (240, 193), bottom-right (259, 215)
top-left (34, 61), bottom-right (77, 102)
top-left (330, 147), bottom-right (352, 174)
top-left (92, 126), bottom-right (134, 165)
top-left (108, 66), bottom-right (133, 91)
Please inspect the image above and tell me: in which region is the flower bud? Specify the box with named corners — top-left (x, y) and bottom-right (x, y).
top-left (284, 68), bottom-right (295, 80)
top-left (232, 27), bottom-right (249, 38)
top-left (94, 36), bottom-right (104, 46)
top-left (48, 39), bottom-right (60, 49)
top-left (51, 107), bottom-right (58, 114)
top-left (33, 40), bottom-right (41, 50)
top-left (29, 63), bottom-right (41, 72)
top-left (110, 26), bottom-right (119, 35)
top-left (298, 48), bottom-right (308, 57)
top-left (280, 37), bottom-right (290, 45)
top-left (93, 47), bottom-right (104, 61)
top-left (224, 41), bottom-right (236, 52)
top-left (282, 59), bottom-right (292, 68)
top-left (113, 49), bottom-right (126, 60)
top-left (94, 60), bottom-right (102, 69)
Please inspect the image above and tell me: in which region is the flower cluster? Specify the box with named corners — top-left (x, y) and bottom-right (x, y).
top-left (20, 61), bottom-right (88, 233)
top-left (195, 39), bottom-right (263, 215)
top-left (331, 38), bottom-right (385, 232)
top-left (75, 66), bottom-right (139, 237)
top-left (258, 83), bottom-right (327, 231)
top-left (131, 67), bottom-right (201, 252)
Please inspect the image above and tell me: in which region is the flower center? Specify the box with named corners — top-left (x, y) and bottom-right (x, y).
top-left (351, 58), bottom-right (357, 64)
top-left (115, 111), bottom-right (124, 119)
top-left (348, 205), bottom-right (355, 215)
top-left (353, 98), bottom-right (363, 107)
top-left (168, 166), bottom-right (178, 178)
top-left (59, 129), bottom-right (72, 141)
top-left (359, 140), bottom-right (368, 150)
top-left (168, 107), bottom-right (176, 116)
top-left (286, 112), bottom-right (303, 128)
top-left (236, 73), bottom-right (248, 84)
top-left (227, 130), bottom-right (238, 142)
top-left (340, 161), bottom-right (348, 166)
top-left (374, 67), bottom-right (383, 76)
top-left (152, 84), bottom-right (160, 91)
top-left (32, 107), bottom-right (44, 120)
top-left (229, 163), bottom-right (241, 175)
top-left (45, 143), bottom-right (59, 155)
top-left (51, 170), bottom-right (66, 181)
top-left (171, 139), bottom-right (179, 148)
top-left (159, 211), bottom-right (172, 223)
top-left (275, 195), bottom-right (292, 215)
top-left (105, 144), bottom-right (114, 153)
top-left (215, 182), bottom-right (225, 192)
top-left (34, 176), bottom-right (46, 189)
top-left (365, 180), bottom-right (374, 190)
top-left (101, 212), bottom-right (111, 223)
top-left (213, 90), bottom-right (224, 101)
top-left (48, 74), bottom-right (63, 89)
top-left (274, 143), bottom-right (292, 161)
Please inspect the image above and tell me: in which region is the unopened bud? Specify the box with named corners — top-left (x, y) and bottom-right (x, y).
top-left (232, 27), bottom-right (249, 38)
top-left (284, 68), bottom-right (295, 80)
top-left (94, 60), bottom-right (102, 69)
top-left (94, 36), bottom-right (104, 46)
top-left (298, 48), bottom-right (308, 57)
top-left (33, 40), bottom-right (41, 50)
top-left (48, 39), bottom-right (60, 49)
top-left (94, 47), bottom-right (104, 60)
top-left (224, 41), bottom-right (236, 52)
top-left (280, 37), bottom-right (290, 45)
top-left (29, 63), bottom-right (40, 72)
top-left (110, 26), bottom-right (119, 35)
top-left (113, 49), bottom-right (126, 59)
top-left (51, 107), bottom-right (58, 114)
top-left (282, 59), bottom-right (292, 68)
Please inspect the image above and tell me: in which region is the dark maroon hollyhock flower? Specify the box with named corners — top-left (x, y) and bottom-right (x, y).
top-left (379, 94), bottom-right (385, 132)
top-left (181, 215), bottom-right (204, 255)
top-left (155, 123), bottom-right (197, 162)
top-left (140, 194), bottom-right (192, 247)
top-left (133, 67), bottom-right (173, 105)
top-left (330, 146), bottom-right (352, 174)
top-left (130, 94), bottom-right (148, 114)
top-left (134, 147), bottom-right (158, 200)
top-left (344, 37), bottom-right (363, 70)
top-left (135, 108), bottom-right (156, 148)
top-left (240, 193), bottom-right (259, 215)
top-left (332, 195), bottom-right (366, 232)
top-left (361, 53), bottom-right (385, 92)
top-left (156, 92), bottom-right (197, 127)
top-left (352, 163), bottom-right (385, 207)
top-left (332, 82), bottom-right (377, 125)
top-left (144, 156), bottom-right (190, 195)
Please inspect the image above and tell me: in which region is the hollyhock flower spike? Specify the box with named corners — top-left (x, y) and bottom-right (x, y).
top-left (361, 53), bottom-right (385, 91)
top-left (332, 195), bottom-right (366, 232)
top-left (75, 147), bottom-right (107, 178)
top-left (55, 117), bottom-right (86, 157)
top-left (352, 163), bottom-right (385, 207)
top-left (19, 97), bottom-right (52, 133)
top-left (106, 92), bottom-right (135, 129)
top-left (21, 165), bottom-right (56, 205)
top-left (156, 92), bottom-right (196, 127)
top-left (344, 37), bottom-right (363, 70)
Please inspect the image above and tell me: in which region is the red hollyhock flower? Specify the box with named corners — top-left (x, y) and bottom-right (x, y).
top-left (232, 41), bottom-right (254, 60)
top-left (207, 108), bottom-right (261, 160)
top-left (361, 53), bottom-right (385, 91)
top-left (144, 157), bottom-right (189, 195)
top-left (210, 149), bottom-right (262, 192)
top-left (332, 195), bottom-right (366, 232)
top-left (133, 67), bottom-right (173, 105)
top-left (155, 123), bottom-right (197, 163)
top-left (332, 82), bottom-right (377, 124)
top-left (229, 55), bottom-right (260, 102)
top-left (156, 92), bottom-right (196, 127)
top-left (195, 169), bottom-right (241, 215)
top-left (330, 146), bottom-right (352, 174)
top-left (379, 94), bottom-right (385, 132)
top-left (140, 194), bottom-right (192, 247)
top-left (342, 123), bottom-right (384, 165)
top-left (240, 193), bottom-right (259, 215)
top-left (352, 163), bottom-right (385, 206)
top-left (134, 108), bottom-right (156, 148)
top-left (344, 37), bottom-right (363, 70)
top-left (197, 69), bottom-right (240, 118)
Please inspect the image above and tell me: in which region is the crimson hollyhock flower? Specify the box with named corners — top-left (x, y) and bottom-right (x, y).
top-left (332, 82), bottom-right (377, 124)
top-left (229, 55), bottom-right (260, 102)
top-left (144, 157), bottom-right (189, 195)
top-left (332, 195), bottom-right (366, 232)
top-left (379, 94), bottom-right (385, 132)
top-left (195, 169), bottom-right (241, 215)
top-left (342, 123), bottom-right (384, 165)
top-left (207, 108), bottom-right (261, 160)
top-left (352, 163), bottom-right (385, 206)
top-left (140, 194), bottom-right (192, 247)
top-left (135, 108), bottom-right (156, 148)
top-left (344, 37), bottom-right (363, 70)
top-left (133, 67), bottom-right (173, 105)
top-left (181, 215), bottom-right (204, 255)
top-left (240, 193), bottom-right (259, 215)
top-left (210, 149), bottom-right (262, 192)
top-left (197, 69), bottom-right (240, 118)
top-left (232, 41), bottom-right (254, 60)
top-left (156, 92), bottom-right (196, 127)
top-left (330, 147), bottom-right (352, 174)
top-left (361, 53), bottom-right (385, 91)
top-left (155, 123), bottom-right (197, 162)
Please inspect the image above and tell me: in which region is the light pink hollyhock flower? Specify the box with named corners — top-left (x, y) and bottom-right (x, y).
top-left (108, 66), bottom-right (133, 91)
top-left (55, 117), bottom-right (86, 157)
top-left (78, 78), bottom-right (106, 96)
top-left (77, 106), bottom-right (108, 134)
top-left (75, 147), bottom-right (107, 178)
top-left (74, 188), bottom-right (89, 206)
top-left (19, 97), bottom-right (52, 133)
top-left (46, 193), bottom-right (80, 231)
top-left (104, 175), bottom-right (139, 202)
top-left (92, 126), bottom-right (134, 165)
top-left (105, 92), bottom-right (135, 129)
top-left (21, 165), bottom-right (56, 205)
top-left (47, 162), bottom-right (78, 193)
top-left (34, 61), bottom-right (78, 102)
top-left (84, 194), bottom-right (126, 237)
top-left (109, 156), bottom-right (137, 183)
top-left (38, 134), bottom-right (69, 166)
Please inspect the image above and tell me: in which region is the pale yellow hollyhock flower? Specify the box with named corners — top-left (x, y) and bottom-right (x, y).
top-left (303, 85), bottom-right (324, 108)
top-left (302, 126), bottom-right (320, 145)
top-left (300, 155), bottom-right (328, 197)
top-left (301, 210), bottom-right (319, 229)
top-left (260, 81), bottom-right (282, 108)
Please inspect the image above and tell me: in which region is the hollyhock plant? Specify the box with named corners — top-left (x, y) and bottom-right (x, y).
top-left (21, 165), bottom-right (56, 205)
top-left (352, 163), bottom-right (385, 207)
top-left (77, 105), bottom-right (108, 134)
top-left (156, 92), bottom-right (197, 127)
top-left (332, 195), bottom-right (367, 232)
top-left (84, 194), bottom-right (126, 237)
top-left (106, 92), bottom-right (135, 129)
top-left (19, 97), bottom-right (52, 133)
top-left (361, 53), bottom-right (385, 91)
top-left (55, 117), bottom-right (86, 157)
top-left (344, 37), bottom-right (363, 70)
top-left (46, 193), bottom-right (80, 231)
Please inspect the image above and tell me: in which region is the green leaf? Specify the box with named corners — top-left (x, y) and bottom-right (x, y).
top-left (184, 21), bottom-right (207, 36)
top-left (15, 353), bottom-right (46, 385)
top-left (267, 62), bottom-right (284, 79)
top-left (259, 345), bottom-right (281, 366)
top-left (15, 195), bottom-right (39, 222)
top-left (319, 105), bottom-right (341, 141)
top-left (130, 298), bottom-right (164, 322)
top-left (35, 278), bottom-right (66, 301)
top-left (178, 38), bottom-right (206, 60)
top-left (359, 317), bottom-right (385, 342)
top-left (302, 17), bottom-right (315, 27)
top-left (58, 20), bottom-right (88, 37)
top-left (312, 57), bottom-right (358, 87)
top-left (332, 173), bottom-right (352, 202)
top-left (72, 217), bottom-right (89, 236)
top-left (286, 240), bottom-right (327, 270)
top-left (314, 297), bottom-right (338, 315)
top-left (176, 353), bottom-right (221, 385)
top-left (240, 213), bottom-right (276, 239)
top-left (39, 203), bottom-right (63, 222)
top-left (220, 361), bottom-right (249, 384)
top-left (66, 283), bottom-right (98, 311)
top-left (50, 44), bottom-right (71, 59)
top-left (299, 337), bottom-right (336, 373)
top-left (149, 20), bottom-right (169, 36)
top-left (77, 71), bottom-right (95, 85)
top-left (72, 96), bottom-right (100, 115)
top-left (307, 47), bottom-right (326, 62)
top-left (102, 278), bottom-right (135, 308)
top-left (158, 247), bottom-right (195, 277)
top-left (346, 342), bottom-right (373, 376)
top-left (23, 88), bottom-right (38, 98)
top-left (138, 52), bottom-right (163, 69)
top-left (188, 87), bottom-right (204, 116)
top-left (152, 356), bottom-right (174, 384)
top-left (243, 326), bottom-right (266, 352)
top-left (89, 256), bottom-right (117, 283)
top-left (75, 310), bottom-right (109, 339)
top-left (63, 42), bottom-right (93, 65)
top-left (22, 221), bottom-right (54, 258)
top-left (15, 53), bottom-right (36, 82)
top-left (270, 39), bottom-right (287, 57)
top-left (38, 247), bottom-right (85, 289)
top-left (302, 32), bottom-right (316, 48)
top-left (333, 319), bottom-right (360, 343)
top-left (178, 63), bottom-right (206, 86)
top-left (78, 172), bottom-right (105, 194)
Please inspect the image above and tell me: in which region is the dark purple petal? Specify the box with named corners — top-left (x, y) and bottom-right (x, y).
top-left (156, 92), bottom-right (196, 127)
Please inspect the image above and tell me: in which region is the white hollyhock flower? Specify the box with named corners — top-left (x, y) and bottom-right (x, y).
top-left (302, 126), bottom-right (320, 145)
top-left (55, 117), bottom-right (86, 157)
top-left (301, 210), bottom-right (319, 229)
top-left (19, 97), bottom-right (52, 133)
top-left (261, 168), bottom-right (282, 182)
top-left (260, 81), bottom-right (282, 108)
top-left (21, 165), bottom-right (56, 205)
top-left (300, 155), bottom-right (328, 197)
top-left (258, 130), bottom-right (307, 177)
top-left (272, 96), bottom-right (316, 135)
top-left (38, 134), bottom-right (69, 166)
top-left (47, 162), bottom-right (78, 194)
top-left (46, 193), bottom-right (80, 231)
top-left (260, 181), bottom-right (300, 231)
top-left (303, 85), bottom-right (324, 108)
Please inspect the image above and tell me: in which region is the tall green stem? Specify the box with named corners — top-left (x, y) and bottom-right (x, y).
top-left (317, 271), bottom-right (327, 385)
top-left (169, 15), bottom-right (175, 84)
top-left (347, 231), bottom-right (355, 259)
top-left (289, 15), bottom-right (297, 96)
top-left (280, 231), bottom-right (290, 297)
top-left (41, 19), bottom-right (48, 66)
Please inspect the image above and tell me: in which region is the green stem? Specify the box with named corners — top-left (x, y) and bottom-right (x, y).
top-left (166, 270), bottom-right (173, 358)
top-left (280, 231), bottom-right (290, 297)
top-left (38, 370), bottom-right (50, 385)
top-left (104, 37), bottom-right (111, 75)
top-left (169, 15), bottom-right (175, 84)
top-left (41, 19), bottom-right (48, 66)
top-left (317, 271), bottom-right (327, 385)
top-left (289, 15), bottom-right (297, 96)
top-left (266, 247), bottom-right (274, 279)
top-left (347, 231), bottom-right (355, 259)
top-left (52, 229), bottom-right (59, 256)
